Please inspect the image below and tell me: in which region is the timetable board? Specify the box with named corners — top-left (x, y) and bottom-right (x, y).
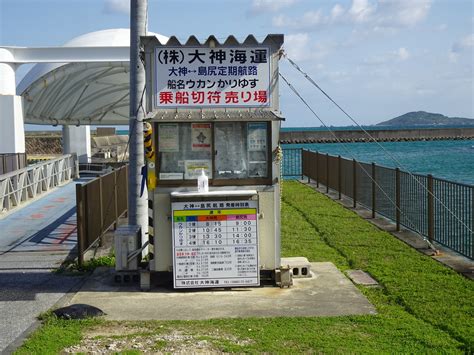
top-left (171, 200), bottom-right (259, 289)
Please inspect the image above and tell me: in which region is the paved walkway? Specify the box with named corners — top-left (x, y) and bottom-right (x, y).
top-left (0, 181), bottom-right (85, 353)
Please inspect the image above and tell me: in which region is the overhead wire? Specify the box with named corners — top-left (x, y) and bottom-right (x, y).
top-left (279, 72), bottom-right (439, 251)
top-left (283, 54), bottom-right (473, 236)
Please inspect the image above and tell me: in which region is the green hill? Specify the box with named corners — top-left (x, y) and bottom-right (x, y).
top-left (377, 111), bottom-right (474, 126)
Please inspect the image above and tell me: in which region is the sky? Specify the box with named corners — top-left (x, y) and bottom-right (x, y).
top-left (0, 0), bottom-right (473, 128)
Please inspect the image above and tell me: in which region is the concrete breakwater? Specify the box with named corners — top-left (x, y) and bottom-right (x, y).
top-left (25, 134), bottom-right (128, 161)
top-left (280, 127), bottom-right (474, 144)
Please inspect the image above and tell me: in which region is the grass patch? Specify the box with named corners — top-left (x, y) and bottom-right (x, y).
top-left (14, 315), bottom-right (103, 355)
top-left (282, 181), bottom-right (474, 351)
top-left (16, 181), bottom-right (473, 353)
top-left (56, 255), bottom-right (115, 274)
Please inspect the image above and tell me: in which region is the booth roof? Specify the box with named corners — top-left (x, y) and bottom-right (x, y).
top-left (150, 109), bottom-right (283, 121)
top-left (18, 31), bottom-right (283, 126)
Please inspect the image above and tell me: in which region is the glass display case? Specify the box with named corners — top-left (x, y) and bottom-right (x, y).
top-left (157, 121), bottom-right (270, 184)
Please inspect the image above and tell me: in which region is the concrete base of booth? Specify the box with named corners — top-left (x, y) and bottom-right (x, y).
top-left (66, 262), bottom-right (376, 320)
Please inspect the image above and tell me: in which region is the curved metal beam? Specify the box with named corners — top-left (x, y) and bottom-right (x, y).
top-left (0, 46), bottom-right (129, 63)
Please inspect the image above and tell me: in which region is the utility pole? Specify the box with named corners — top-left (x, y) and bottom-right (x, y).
top-left (129, 0), bottom-right (148, 249)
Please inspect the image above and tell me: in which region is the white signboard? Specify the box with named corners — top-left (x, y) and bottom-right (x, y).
top-left (248, 122), bottom-right (267, 151)
top-left (158, 124), bottom-right (179, 152)
top-left (191, 123), bottom-right (212, 151)
top-left (184, 160), bottom-right (212, 179)
top-left (155, 47), bottom-right (270, 108)
top-left (172, 200), bottom-right (259, 289)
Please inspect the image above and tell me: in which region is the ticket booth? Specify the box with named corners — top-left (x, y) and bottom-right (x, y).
top-left (142, 34), bottom-right (284, 289)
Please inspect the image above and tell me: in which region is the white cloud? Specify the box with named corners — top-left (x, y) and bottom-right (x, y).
top-left (353, 0), bottom-right (432, 28)
top-left (349, 0), bottom-right (376, 24)
top-left (319, 70), bottom-right (350, 83)
top-left (364, 47), bottom-right (411, 65)
top-left (331, 4), bottom-right (345, 20)
top-left (452, 33), bottom-right (474, 52)
top-left (284, 33), bottom-right (311, 61)
top-left (249, 0), bottom-right (298, 15)
top-left (396, 47), bottom-right (410, 61)
top-left (284, 33), bottom-right (331, 61)
top-left (449, 33), bottom-right (473, 63)
top-left (415, 87), bottom-right (436, 96)
top-left (448, 52), bottom-right (459, 63)
top-left (273, 10), bottom-right (325, 30)
top-left (382, 0), bottom-right (431, 27)
top-left (103, 0), bottom-right (129, 15)
top-left (272, 0), bottom-right (432, 31)
top-left (437, 24), bottom-right (447, 31)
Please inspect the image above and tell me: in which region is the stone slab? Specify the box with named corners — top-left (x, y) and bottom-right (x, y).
top-left (346, 270), bottom-right (379, 286)
top-left (67, 262), bottom-right (376, 321)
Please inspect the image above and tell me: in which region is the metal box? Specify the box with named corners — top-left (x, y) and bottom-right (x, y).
top-left (114, 225), bottom-right (141, 271)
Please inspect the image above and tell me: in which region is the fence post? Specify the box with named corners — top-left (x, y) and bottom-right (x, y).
top-left (76, 183), bottom-right (85, 266)
top-left (125, 165), bottom-right (129, 217)
top-left (98, 176), bottom-right (104, 247)
top-left (300, 148), bottom-right (303, 180)
top-left (114, 169), bottom-right (119, 230)
top-left (316, 151), bottom-right (319, 188)
top-left (427, 174), bottom-right (434, 242)
top-left (305, 150), bottom-right (310, 183)
top-left (352, 159), bottom-right (357, 208)
top-left (338, 155), bottom-right (342, 200)
top-left (326, 153), bottom-right (329, 193)
top-left (396, 168), bottom-right (401, 231)
top-left (371, 162), bottom-right (376, 218)
top-left (74, 154), bottom-right (80, 179)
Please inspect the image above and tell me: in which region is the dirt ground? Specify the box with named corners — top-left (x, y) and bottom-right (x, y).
top-left (63, 323), bottom-right (253, 354)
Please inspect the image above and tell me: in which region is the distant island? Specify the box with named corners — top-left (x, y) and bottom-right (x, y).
top-left (377, 111), bottom-right (474, 126)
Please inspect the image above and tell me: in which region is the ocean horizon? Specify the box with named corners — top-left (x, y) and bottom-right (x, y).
top-left (117, 126), bottom-right (474, 185)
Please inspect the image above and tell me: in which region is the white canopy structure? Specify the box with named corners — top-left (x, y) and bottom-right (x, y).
top-left (17, 29), bottom-right (167, 126)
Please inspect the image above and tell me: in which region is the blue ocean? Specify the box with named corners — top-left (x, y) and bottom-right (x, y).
top-left (282, 139), bottom-right (474, 185)
top-left (118, 126), bottom-right (474, 185)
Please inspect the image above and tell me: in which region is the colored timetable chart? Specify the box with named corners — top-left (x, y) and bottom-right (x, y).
top-left (171, 200), bottom-right (259, 289)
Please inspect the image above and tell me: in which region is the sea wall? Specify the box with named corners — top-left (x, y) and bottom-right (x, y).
top-left (280, 127), bottom-right (474, 144)
top-left (25, 136), bottom-right (62, 155)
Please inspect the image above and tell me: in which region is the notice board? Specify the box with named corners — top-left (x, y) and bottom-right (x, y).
top-left (154, 47), bottom-right (270, 108)
top-left (171, 200), bottom-right (259, 289)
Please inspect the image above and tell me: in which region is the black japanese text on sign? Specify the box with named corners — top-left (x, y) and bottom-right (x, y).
top-left (155, 47), bottom-right (270, 108)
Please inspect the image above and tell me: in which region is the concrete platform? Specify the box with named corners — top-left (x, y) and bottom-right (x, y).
top-left (67, 262), bottom-right (376, 320)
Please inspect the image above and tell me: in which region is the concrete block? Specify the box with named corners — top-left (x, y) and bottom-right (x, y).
top-left (281, 256), bottom-right (312, 278)
top-left (140, 270), bottom-right (151, 291)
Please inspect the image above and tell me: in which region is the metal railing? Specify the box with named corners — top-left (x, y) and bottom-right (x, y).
top-left (79, 162), bottom-right (128, 176)
top-left (283, 148), bottom-right (473, 259)
top-left (0, 154), bottom-right (77, 215)
top-left (281, 148), bottom-right (303, 179)
top-left (76, 165), bottom-right (128, 265)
